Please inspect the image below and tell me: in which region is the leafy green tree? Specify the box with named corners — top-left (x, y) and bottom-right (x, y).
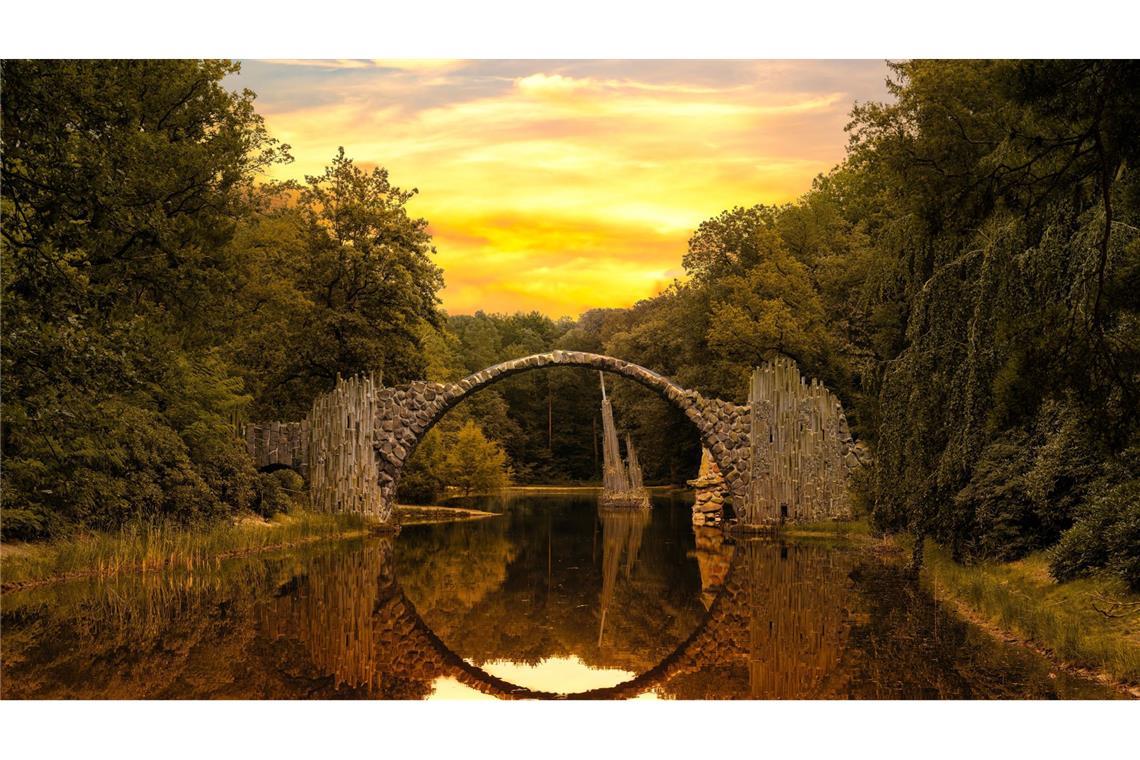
top-left (442, 421), bottom-right (511, 496)
top-left (1, 60), bottom-right (288, 536)
top-left (397, 427), bottom-right (450, 504)
top-left (230, 149), bottom-right (444, 419)
top-left (849, 61), bottom-right (1140, 572)
top-left (683, 205), bottom-right (781, 283)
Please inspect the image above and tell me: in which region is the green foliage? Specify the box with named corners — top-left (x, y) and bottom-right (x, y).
top-left (919, 541), bottom-right (1140, 684)
top-left (0, 510), bottom-right (368, 589)
top-left (442, 421), bottom-right (511, 496)
top-left (841, 61), bottom-right (1140, 589)
top-left (226, 148), bottom-right (444, 419)
top-left (1, 61), bottom-right (444, 538)
top-left (398, 422), bottom-right (510, 503)
top-left (943, 402), bottom-right (1104, 562)
top-left (2, 60), bottom-right (290, 537)
top-left (397, 428), bottom-right (449, 504)
top-left (1051, 467), bottom-right (1140, 591)
top-left (252, 469), bottom-right (306, 518)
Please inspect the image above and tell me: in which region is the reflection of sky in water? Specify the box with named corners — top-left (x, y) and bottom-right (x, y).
top-left (428, 656), bottom-right (660, 700)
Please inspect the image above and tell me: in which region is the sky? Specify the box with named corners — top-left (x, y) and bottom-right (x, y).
top-left (233, 60), bottom-right (893, 318)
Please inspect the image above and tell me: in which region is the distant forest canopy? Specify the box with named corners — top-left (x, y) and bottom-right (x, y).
top-left (2, 60), bottom-right (1137, 589)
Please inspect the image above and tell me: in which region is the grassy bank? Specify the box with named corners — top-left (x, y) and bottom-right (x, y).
top-left (0, 511), bottom-right (375, 592)
top-left (783, 519), bottom-right (873, 540)
top-left (916, 540), bottom-right (1140, 691)
top-left (769, 519), bottom-right (1139, 692)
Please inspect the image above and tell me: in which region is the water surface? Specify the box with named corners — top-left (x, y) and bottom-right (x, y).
top-left (0, 490), bottom-right (1118, 699)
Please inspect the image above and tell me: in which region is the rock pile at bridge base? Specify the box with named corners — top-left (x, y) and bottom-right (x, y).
top-left (688, 448), bottom-right (727, 526)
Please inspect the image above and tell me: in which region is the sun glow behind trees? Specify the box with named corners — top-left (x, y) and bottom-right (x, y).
top-left (233, 60), bottom-right (892, 316)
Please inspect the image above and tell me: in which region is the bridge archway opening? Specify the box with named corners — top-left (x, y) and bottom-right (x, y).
top-left (377, 352), bottom-right (749, 517)
top-left (397, 363), bottom-right (705, 502)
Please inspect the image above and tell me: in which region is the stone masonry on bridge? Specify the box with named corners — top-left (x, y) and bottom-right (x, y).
top-left (368, 351), bottom-right (755, 523)
top-left (246, 351), bottom-right (856, 527)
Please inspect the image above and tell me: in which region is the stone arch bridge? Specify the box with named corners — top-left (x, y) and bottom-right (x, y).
top-left (246, 351), bottom-right (854, 526)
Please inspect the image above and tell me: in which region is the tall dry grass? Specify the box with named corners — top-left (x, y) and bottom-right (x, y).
top-left (0, 511), bottom-right (370, 589)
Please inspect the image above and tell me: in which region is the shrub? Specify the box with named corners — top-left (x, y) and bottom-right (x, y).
top-left (947, 403), bottom-right (1103, 562)
top-left (1050, 477), bottom-right (1140, 591)
top-left (397, 427), bottom-right (447, 504)
top-left (252, 468), bottom-right (305, 517)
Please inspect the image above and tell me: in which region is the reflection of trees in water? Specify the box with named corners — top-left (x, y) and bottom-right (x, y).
top-left (0, 561), bottom-right (285, 698)
top-left (401, 495), bottom-right (708, 676)
top-left (831, 562), bottom-right (1113, 699)
top-left (3, 522), bottom-right (1117, 699)
top-left (607, 538), bottom-right (1115, 699)
top-left (394, 516), bottom-right (518, 618)
top-left (597, 506), bottom-right (651, 647)
top-left (3, 539), bottom-right (452, 699)
top-left (262, 537), bottom-right (558, 699)
top-left (586, 536), bottom-right (855, 699)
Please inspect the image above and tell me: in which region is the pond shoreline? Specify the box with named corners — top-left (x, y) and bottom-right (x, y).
top-left (925, 572), bottom-right (1140, 700)
top-left (5, 505), bottom-right (1135, 698)
top-left (0, 506), bottom-right (490, 593)
top-left (911, 540), bottom-right (1140, 699)
top-left (777, 520), bottom-right (1138, 698)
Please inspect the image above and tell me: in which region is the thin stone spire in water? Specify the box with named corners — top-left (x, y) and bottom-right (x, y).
top-left (598, 373), bottom-right (649, 507)
top-left (599, 373), bottom-right (631, 496)
top-left (625, 433), bottom-right (644, 492)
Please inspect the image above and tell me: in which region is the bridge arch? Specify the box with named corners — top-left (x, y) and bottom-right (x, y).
top-left (372, 351), bottom-right (753, 522)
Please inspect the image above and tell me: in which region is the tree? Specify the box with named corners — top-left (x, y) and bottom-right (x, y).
top-left (683, 205), bottom-right (780, 283)
top-left (1, 60), bottom-right (289, 536)
top-left (815, 61), bottom-right (1139, 586)
top-left (230, 149), bottom-right (444, 419)
top-left (442, 422), bottom-right (511, 496)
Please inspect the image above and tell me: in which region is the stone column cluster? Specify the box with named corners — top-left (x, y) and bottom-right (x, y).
top-left (746, 358), bottom-right (855, 524)
top-left (307, 373), bottom-right (385, 519)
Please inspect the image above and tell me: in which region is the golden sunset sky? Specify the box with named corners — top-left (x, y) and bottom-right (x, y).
top-left (233, 60), bottom-right (892, 318)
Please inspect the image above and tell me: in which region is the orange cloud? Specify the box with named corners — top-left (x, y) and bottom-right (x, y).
top-left (237, 60), bottom-right (891, 317)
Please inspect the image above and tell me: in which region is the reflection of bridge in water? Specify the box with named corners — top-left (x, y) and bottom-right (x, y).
top-left (260, 533), bottom-right (859, 699)
top-left (3, 515), bottom-right (1113, 699)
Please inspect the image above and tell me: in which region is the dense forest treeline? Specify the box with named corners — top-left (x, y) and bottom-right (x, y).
top-left (2, 60), bottom-right (1137, 588)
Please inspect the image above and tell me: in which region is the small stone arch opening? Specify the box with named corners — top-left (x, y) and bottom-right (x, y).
top-left (258, 462), bottom-right (301, 475)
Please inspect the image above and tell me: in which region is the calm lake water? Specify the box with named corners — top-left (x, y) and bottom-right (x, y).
top-left (0, 490), bottom-right (1119, 699)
